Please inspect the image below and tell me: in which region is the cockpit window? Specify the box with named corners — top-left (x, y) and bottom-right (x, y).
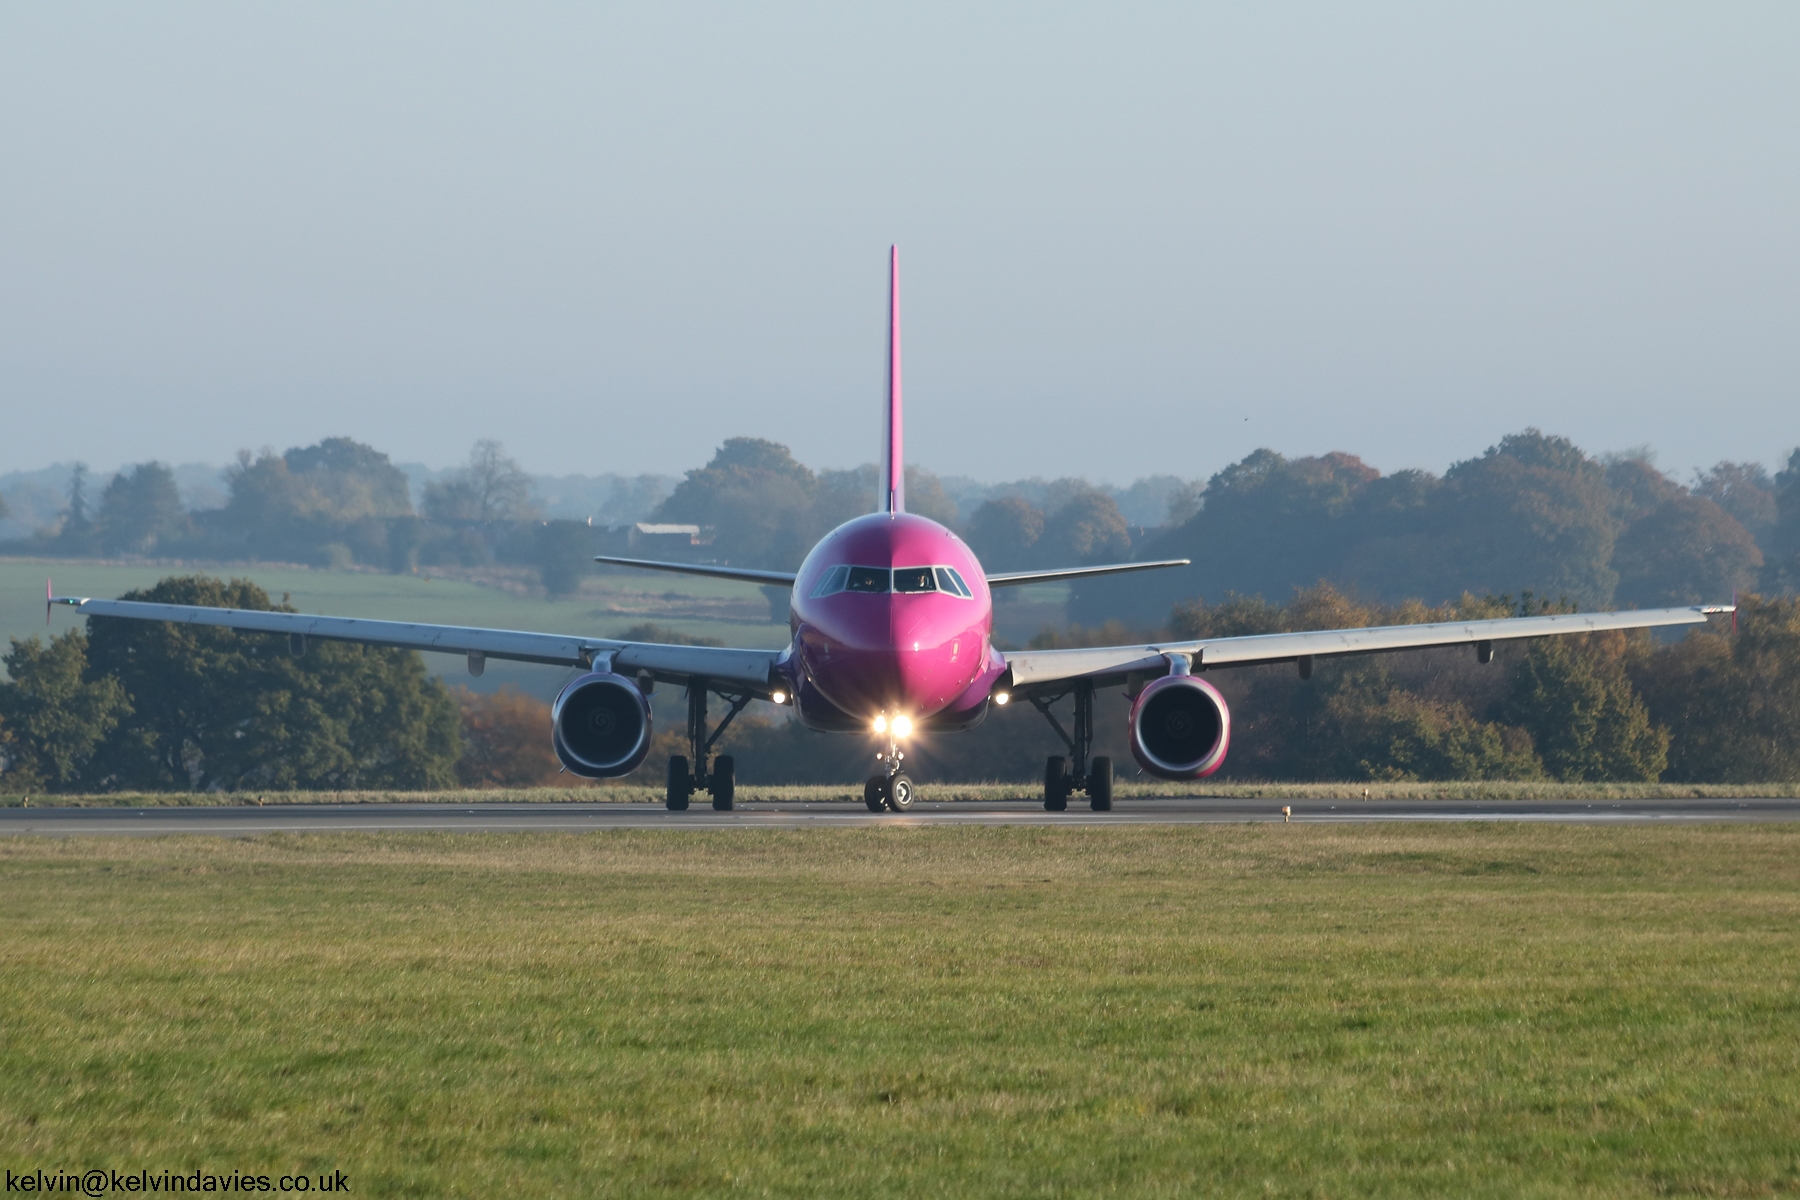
top-left (893, 566), bottom-right (937, 594)
top-left (809, 564), bottom-right (850, 597)
top-left (935, 567), bottom-right (973, 598)
top-left (844, 566), bottom-right (891, 593)
top-left (811, 565), bottom-right (974, 598)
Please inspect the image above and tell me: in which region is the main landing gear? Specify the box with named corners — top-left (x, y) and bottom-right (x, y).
top-left (864, 730), bottom-right (915, 812)
top-left (1031, 678), bottom-right (1113, 812)
top-left (665, 678), bottom-right (751, 811)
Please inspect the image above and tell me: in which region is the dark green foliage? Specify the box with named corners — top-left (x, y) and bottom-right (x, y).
top-left (528, 520), bottom-right (595, 598)
top-left (0, 631), bottom-right (130, 790)
top-left (963, 495), bottom-right (1045, 571)
top-left (1635, 594), bottom-right (1800, 782)
top-left (1498, 632), bottom-right (1668, 782)
top-left (76, 575), bottom-right (460, 791)
top-left (216, 437), bottom-right (416, 564)
top-left (1607, 458), bottom-right (1762, 607)
top-left (1762, 450), bottom-right (1800, 593)
top-left (97, 462), bottom-right (187, 555)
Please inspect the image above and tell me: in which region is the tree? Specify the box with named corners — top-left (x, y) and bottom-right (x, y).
top-left (531, 520), bottom-right (595, 598)
top-left (1762, 449), bottom-right (1800, 594)
top-left (1606, 458), bottom-right (1761, 607)
top-left (1041, 489), bottom-right (1131, 564)
top-left (1634, 594), bottom-right (1800, 781)
top-left (423, 439), bottom-right (538, 523)
top-left (1498, 630), bottom-right (1667, 781)
top-left (97, 462), bottom-right (186, 555)
top-left (963, 496), bottom-right (1045, 572)
top-left (0, 631), bottom-right (130, 791)
top-left (654, 438), bottom-right (820, 570)
top-left (217, 438), bottom-right (415, 563)
top-left (1693, 461), bottom-right (1778, 550)
top-left (454, 686), bottom-right (564, 787)
top-left (82, 575), bottom-right (459, 791)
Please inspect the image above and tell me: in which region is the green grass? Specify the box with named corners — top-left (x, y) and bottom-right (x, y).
top-left (2, 825), bottom-right (1798, 1197)
top-left (1, 556), bottom-right (789, 680)
top-left (7, 780), bottom-right (1799, 806)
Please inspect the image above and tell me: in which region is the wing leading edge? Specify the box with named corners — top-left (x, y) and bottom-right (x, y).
top-left (52, 596), bottom-right (784, 693)
top-left (1001, 604), bottom-right (1731, 692)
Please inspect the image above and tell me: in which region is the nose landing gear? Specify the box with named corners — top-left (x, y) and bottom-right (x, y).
top-left (1031, 679), bottom-right (1113, 812)
top-left (865, 734), bottom-right (915, 812)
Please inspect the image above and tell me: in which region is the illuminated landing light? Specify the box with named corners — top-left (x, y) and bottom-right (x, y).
top-left (770, 690), bottom-right (788, 705)
top-left (993, 691), bottom-right (1011, 706)
top-left (873, 714), bottom-right (888, 734)
top-left (891, 715), bottom-right (914, 738)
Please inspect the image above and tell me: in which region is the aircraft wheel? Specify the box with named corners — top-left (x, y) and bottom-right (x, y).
top-left (1088, 755), bottom-right (1113, 811)
top-left (710, 755), bottom-right (735, 811)
top-left (666, 756), bottom-right (691, 811)
top-left (864, 775), bottom-right (887, 813)
top-left (1044, 756), bottom-right (1068, 812)
top-left (888, 772), bottom-right (915, 812)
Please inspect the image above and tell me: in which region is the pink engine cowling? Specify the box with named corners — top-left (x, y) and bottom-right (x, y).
top-left (551, 673), bottom-right (653, 778)
top-left (1128, 674), bottom-right (1231, 779)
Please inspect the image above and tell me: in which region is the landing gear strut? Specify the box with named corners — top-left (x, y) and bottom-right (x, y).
top-left (865, 731), bottom-right (914, 812)
top-left (1031, 679), bottom-right (1113, 812)
top-left (665, 678), bottom-right (750, 811)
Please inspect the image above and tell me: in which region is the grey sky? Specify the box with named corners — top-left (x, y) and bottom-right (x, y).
top-left (2, 3), bottom-right (1795, 485)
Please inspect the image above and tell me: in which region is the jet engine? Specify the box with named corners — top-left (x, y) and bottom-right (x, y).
top-left (1128, 674), bottom-right (1231, 779)
top-left (551, 672), bottom-right (653, 778)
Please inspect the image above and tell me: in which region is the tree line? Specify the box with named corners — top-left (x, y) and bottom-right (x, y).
top-left (4, 577), bottom-right (1798, 791)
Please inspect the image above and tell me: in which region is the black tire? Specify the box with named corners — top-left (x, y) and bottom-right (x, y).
top-left (666, 756), bottom-right (691, 811)
top-left (864, 775), bottom-right (887, 813)
top-left (1044, 756), bottom-right (1068, 812)
top-left (888, 772), bottom-right (915, 812)
top-left (1088, 755), bottom-right (1113, 811)
top-left (710, 755), bottom-right (735, 811)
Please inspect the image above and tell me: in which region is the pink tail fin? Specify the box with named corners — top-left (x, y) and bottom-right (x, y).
top-left (882, 245), bottom-right (904, 514)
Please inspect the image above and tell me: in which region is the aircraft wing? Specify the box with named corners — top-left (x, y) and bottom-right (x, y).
top-left (1000, 604), bottom-right (1731, 693)
top-left (593, 556), bottom-right (797, 586)
top-left (986, 559), bottom-right (1189, 588)
top-left (51, 596), bottom-right (785, 693)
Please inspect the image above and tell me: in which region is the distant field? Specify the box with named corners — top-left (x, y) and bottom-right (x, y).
top-left (1, 824), bottom-right (1796, 1197)
top-left (0, 557), bottom-right (790, 686)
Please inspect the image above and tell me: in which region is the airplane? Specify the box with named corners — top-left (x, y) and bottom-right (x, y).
top-left (50, 248), bottom-right (1733, 813)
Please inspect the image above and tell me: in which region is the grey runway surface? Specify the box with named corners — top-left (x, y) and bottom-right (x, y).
top-left (4, 797), bottom-right (1798, 835)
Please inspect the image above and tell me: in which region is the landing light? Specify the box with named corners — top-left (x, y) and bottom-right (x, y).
top-left (770, 690), bottom-right (787, 705)
top-left (993, 691), bottom-right (1011, 706)
top-left (891, 715), bottom-right (914, 738)
top-left (873, 714), bottom-right (887, 734)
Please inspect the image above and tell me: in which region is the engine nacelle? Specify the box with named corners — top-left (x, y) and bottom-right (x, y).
top-left (551, 672), bottom-right (653, 778)
top-left (1128, 674), bottom-right (1231, 779)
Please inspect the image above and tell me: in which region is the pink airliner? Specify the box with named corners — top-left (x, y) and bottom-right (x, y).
top-left (52, 249), bottom-right (1733, 812)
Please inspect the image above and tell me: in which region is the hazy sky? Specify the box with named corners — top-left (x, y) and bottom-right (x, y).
top-left (2, 3), bottom-right (1796, 485)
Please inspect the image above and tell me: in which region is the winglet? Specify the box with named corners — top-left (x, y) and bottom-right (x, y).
top-left (46, 577), bottom-right (51, 625)
top-left (882, 245), bottom-right (904, 515)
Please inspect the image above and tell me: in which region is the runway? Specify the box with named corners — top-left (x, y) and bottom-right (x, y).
top-left (4, 796), bottom-right (1797, 835)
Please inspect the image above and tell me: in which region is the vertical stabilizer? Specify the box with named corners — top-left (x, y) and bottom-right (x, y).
top-left (881, 245), bottom-right (904, 514)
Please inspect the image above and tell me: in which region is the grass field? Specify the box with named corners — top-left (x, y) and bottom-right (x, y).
top-left (3, 825), bottom-right (1797, 1197)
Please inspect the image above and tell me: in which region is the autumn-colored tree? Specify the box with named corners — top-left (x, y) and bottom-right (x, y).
top-left (454, 686), bottom-right (566, 787)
